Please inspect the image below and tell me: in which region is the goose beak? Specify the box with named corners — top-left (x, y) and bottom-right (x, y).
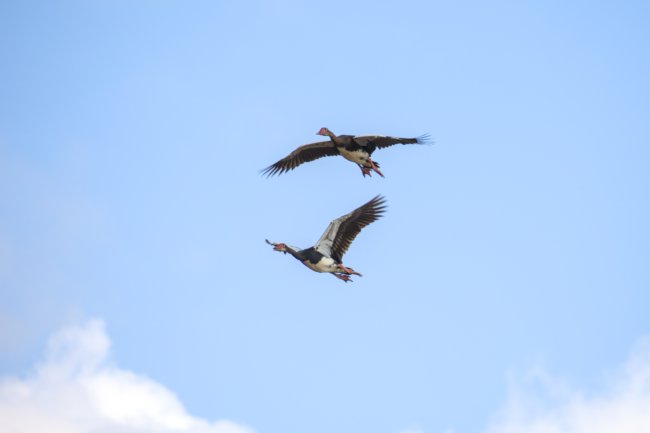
top-left (266, 239), bottom-right (286, 253)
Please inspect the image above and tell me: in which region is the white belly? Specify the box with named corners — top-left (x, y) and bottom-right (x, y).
top-left (338, 148), bottom-right (369, 165)
top-left (303, 256), bottom-right (338, 273)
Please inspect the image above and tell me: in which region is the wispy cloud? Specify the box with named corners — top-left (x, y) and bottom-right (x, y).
top-left (486, 338), bottom-right (650, 433)
top-left (0, 319), bottom-right (254, 433)
top-left (396, 339), bottom-right (650, 433)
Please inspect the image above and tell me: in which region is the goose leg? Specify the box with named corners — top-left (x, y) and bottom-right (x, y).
top-left (333, 273), bottom-right (352, 282)
top-left (359, 165), bottom-right (372, 177)
top-left (368, 158), bottom-right (384, 178)
top-left (337, 264), bottom-right (362, 276)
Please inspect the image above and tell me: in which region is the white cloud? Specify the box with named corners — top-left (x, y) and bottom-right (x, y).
top-left (7, 319), bottom-right (650, 433)
top-left (0, 319), bottom-right (254, 433)
top-left (486, 338), bottom-right (650, 433)
top-left (398, 339), bottom-right (650, 433)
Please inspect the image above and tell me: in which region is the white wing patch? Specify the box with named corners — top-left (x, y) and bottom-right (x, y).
top-left (314, 202), bottom-right (362, 258)
top-left (314, 217), bottom-right (343, 257)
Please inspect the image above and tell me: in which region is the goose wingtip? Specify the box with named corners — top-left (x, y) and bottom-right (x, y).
top-left (416, 133), bottom-right (434, 145)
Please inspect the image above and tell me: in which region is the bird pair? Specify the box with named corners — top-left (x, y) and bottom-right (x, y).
top-left (264, 127), bottom-right (429, 282)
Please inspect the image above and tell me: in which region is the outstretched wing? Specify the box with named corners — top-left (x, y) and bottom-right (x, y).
top-left (314, 195), bottom-right (387, 263)
top-left (261, 141), bottom-right (339, 177)
top-left (353, 134), bottom-right (431, 150)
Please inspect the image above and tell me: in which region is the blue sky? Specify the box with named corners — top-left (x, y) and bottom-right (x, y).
top-left (1, 1), bottom-right (649, 433)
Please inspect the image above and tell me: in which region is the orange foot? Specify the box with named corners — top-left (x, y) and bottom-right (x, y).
top-left (338, 264), bottom-right (362, 276)
top-left (333, 273), bottom-right (352, 282)
top-left (368, 158), bottom-right (384, 178)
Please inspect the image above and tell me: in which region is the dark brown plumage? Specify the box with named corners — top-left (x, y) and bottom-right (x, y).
top-left (262, 128), bottom-right (430, 177)
top-left (265, 195), bottom-right (387, 282)
top-left (326, 195), bottom-right (387, 263)
top-left (261, 141), bottom-right (339, 177)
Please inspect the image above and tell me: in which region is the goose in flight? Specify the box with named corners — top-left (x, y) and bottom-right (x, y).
top-left (265, 195), bottom-right (387, 282)
top-left (262, 128), bottom-right (430, 178)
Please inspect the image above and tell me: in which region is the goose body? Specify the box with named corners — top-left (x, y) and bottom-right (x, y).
top-left (338, 146), bottom-right (371, 166)
top-left (299, 248), bottom-right (339, 273)
top-left (262, 128), bottom-right (430, 178)
top-left (266, 195), bottom-right (387, 282)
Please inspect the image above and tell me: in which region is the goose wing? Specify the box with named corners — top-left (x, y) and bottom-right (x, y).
top-left (353, 134), bottom-right (431, 150)
top-left (261, 141), bottom-right (339, 176)
top-left (314, 195), bottom-right (387, 263)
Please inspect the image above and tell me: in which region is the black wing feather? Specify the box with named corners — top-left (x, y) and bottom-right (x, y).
top-left (354, 134), bottom-right (431, 151)
top-left (261, 141), bottom-right (339, 177)
top-left (330, 195), bottom-right (387, 263)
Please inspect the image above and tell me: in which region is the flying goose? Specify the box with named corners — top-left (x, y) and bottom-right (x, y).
top-left (266, 195), bottom-right (387, 282)
top-left (262, 128), bottom-right (430, 178)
